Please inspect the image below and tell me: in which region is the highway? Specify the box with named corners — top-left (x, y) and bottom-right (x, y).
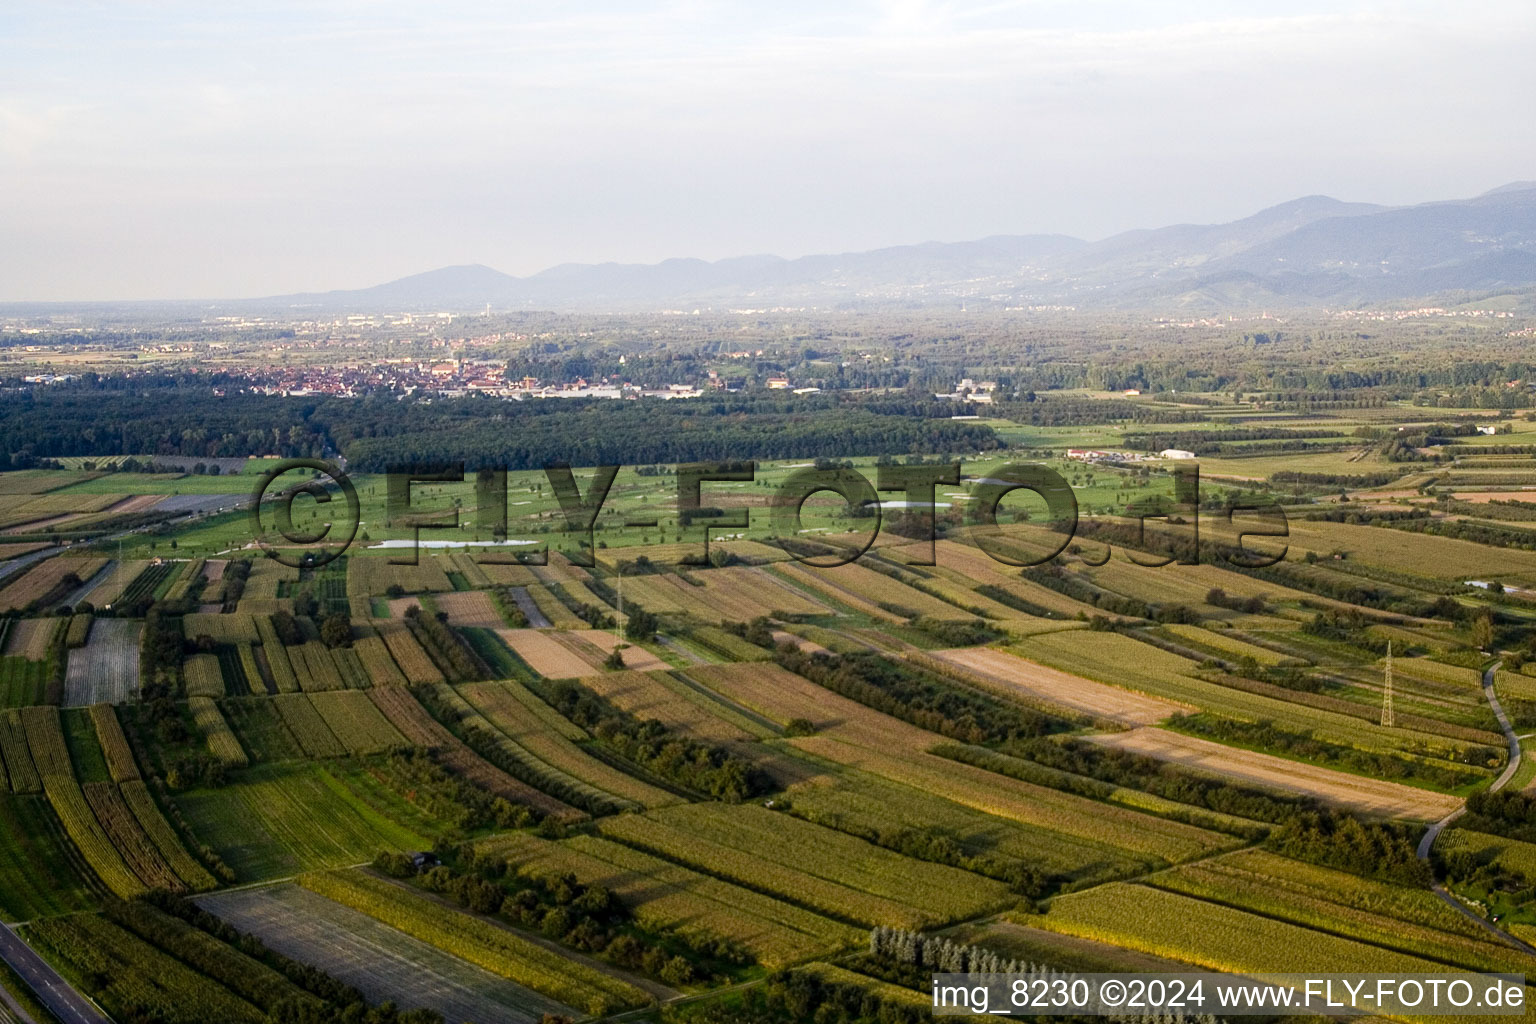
top-left (0, 926), bottom-right (109, 1024)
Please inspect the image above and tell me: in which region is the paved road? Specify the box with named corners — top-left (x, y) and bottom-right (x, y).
top-left (1417, 661), bottom-right (1536, 954)
top-left (0, 926), bottom-right (110, 1024)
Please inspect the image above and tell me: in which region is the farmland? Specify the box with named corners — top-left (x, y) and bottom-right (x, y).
top-left (924, 646), bottom-right (1188, 725)
top-left (63, 618), bottom-right (141, 706)
top-left (12, 358), bottom-right (1536, 1023)
top-left (496, 628), bottom-right (603, 678)
top-left (594, 803), bottom-right (1012, 928)
top-left (483, 831), bottom-right (863, 968)
top-left (299, 868), bottom-right (649, 1015)
top-left (1088, 727), bottom-right (1464, 820)
top-left (177, 764), bottom-right (433, 881)
top-left (1034, 881), bottom-right (1510, 977)
top-left (199, 884), bottom-right (576, 1024)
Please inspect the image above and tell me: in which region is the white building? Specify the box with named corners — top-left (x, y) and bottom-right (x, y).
top-left (1159, 449), bottom-right (1197, 460)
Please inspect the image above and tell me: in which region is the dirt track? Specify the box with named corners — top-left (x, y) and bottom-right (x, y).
top-left (1088, 726), bottom-right (1462, 820)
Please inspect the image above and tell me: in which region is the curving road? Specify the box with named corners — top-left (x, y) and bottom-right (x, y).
top-left (0, 926), bottom-right (109, 1024)
top-left (1417, 661), bottom-right (1536, 954)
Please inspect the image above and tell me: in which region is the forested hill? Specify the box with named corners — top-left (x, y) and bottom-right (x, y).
top-left (240, 183), bottom-right (1536, 312)
top-left (0, 385), bottom-right (999, 470)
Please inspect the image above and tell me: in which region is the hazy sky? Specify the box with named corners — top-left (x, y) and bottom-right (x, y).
top-left (3, 0), bottom-right (1534, 300)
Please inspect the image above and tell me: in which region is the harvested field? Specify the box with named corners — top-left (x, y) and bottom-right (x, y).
top-left (684, 663), bottom-right (1233, 864)
top-left (433, 590), bottom-right (504, 628)
top-left (1089, 727), bottom-right (1461, 820)
top-left (199, 884), bottom-right (574, 1024)
top-left (4, 617), bottom-right (58, 661)
top-left (496, 629), bottom-right (600, 678)
top-left (386, 596), bottom-right (423, 618)
top-left (0, 470), bottom-right (92, 495)
top-left (63, 619), bottom-right (141, 707)
top-left (298, 869), bottom-right (647, 1015)
top-left (772, 630), bottom-right (828, 655)
top-left (578, 670), bottom-right (769, 744)
top-left (575, 630), bottom-right (670, 672)
top-left (0, 558), bottom-right (108, 612)
top-left (925, 647), bottom-right (1189, 725)
top-left (1022, 630), bottom-right (1474, 760)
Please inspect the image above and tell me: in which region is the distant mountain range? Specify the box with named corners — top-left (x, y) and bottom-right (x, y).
top-left (230, 181), bottom-right (1536, 312)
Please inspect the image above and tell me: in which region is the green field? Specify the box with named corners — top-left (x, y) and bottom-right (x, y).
top-left (176, 763), bottom-right (434, 882)
top-left (0, 793), bottom-right (102, 921)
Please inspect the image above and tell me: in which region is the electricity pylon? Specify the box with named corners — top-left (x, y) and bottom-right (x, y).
top-left (1381, 640), bottom-right (1395, 728)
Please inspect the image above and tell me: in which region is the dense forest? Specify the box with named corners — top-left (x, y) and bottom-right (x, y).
top-left (0, 383), bottom-right (998, 469)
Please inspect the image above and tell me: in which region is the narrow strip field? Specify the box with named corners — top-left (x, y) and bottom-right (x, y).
top-left (496, 629), bottom-right (601, 678)
top-left (575, 630), bottom-right (671, 671)
top-left (595, 803), bottom-right (1012, 928)
top-left (199, 884), bottom-right (575, 1024)
top-left (482, 831), bottom-right (862, 969)
top-left (365, 685), bottom-right (579, 818)
top-left (925, 646), bottom-right (1189, 725)
top-left (1088, 727), bottom-right (1462, 820)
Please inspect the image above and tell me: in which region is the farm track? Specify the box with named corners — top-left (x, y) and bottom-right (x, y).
top-left (0, 925), bottom-right (109, 1024)
top-left (506, 586), bottom-right (551, 627)
top-left (1417, 661), bottom-right (1536, 955)
top-left (60, 561), bottom-right (114, 608)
